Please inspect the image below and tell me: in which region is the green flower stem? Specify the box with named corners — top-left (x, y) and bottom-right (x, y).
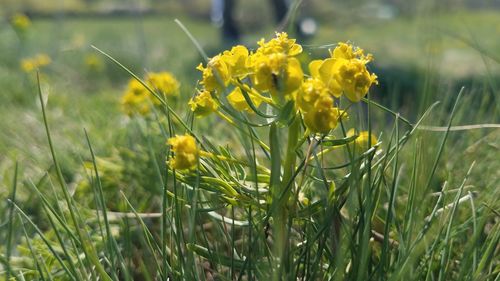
top-left (274, 115), bottom-right (300, 280)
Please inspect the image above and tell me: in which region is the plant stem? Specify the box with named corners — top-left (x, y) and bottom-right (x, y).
top-left (274, 116), bottom-right (300, 280)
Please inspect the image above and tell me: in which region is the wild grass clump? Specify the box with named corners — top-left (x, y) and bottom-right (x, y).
top-left (1, 26), bottom-right (498, 281)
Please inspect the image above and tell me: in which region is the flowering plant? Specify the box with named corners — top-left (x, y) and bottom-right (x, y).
top-left (133, 32), bottom-right (381, 278)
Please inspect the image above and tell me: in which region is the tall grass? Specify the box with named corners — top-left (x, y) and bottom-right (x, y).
top-left (1, 8), bottom-right (499, 281)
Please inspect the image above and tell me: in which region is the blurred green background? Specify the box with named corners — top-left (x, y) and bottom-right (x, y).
top-left (0, 0), bottom-right (498, 204)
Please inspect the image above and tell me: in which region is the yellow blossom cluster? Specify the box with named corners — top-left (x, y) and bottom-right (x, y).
top-left (309, 42), bottom-right (378, 102)
top-left (190, 32), bottom-right (303, 117)
top-left (146, 72), bottom-right (180, 97)
top-left (188, 90), bottom-right (219, 117)
top-left (121, 72), bottom-right (180, 116)
top-left (167, 135), bottom-right (199, 170)
top-left (20, 54), bottom-right (51, 73)
top-left (249, 33), bottom-right (303, 99)
top-left (11, 13), bottom-right (31, 33)
top-left (190, 33), bottom-right (377, 136)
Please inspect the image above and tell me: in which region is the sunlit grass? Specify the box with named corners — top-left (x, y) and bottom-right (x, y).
top-left (0, 6), bottom-right (499, 281)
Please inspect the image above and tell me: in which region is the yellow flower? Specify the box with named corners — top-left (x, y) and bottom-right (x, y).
top-left (227, 87), bottom-right (263, 112)
top-left (310, 42), bottom-right (377, 102)
top-left (84, 54), bottom-right (104, 72)
top-left (309, 58), bottom-right (343, 98)
top-left (296, 78), bottom-right (346, 134)
top-left (120, 72), bottom-right (179, 116)
top-left (302, 95), bottom-right (341, 134)
top-left (168, 135), bottom-right (199, 170)
top-left (189, 90), bottom-right (218, 117)
top-left (197, 54), bottom-right (231, 93)
top-left (221, 45), bottom-right (250, 78)
top-left (256, 32), bottom-right (302, 56)
top-left (347, 129), bottom-right (378, 152)
top-left (20, 54), bottom-right (51, 73)
top-left (11, 13), bottom-right (31, 33)
top-left (250, 53), bottom-right (303, 99)
top-left (330, 42), bottom-right (370, 61)
top-left (248, 32), bottom-right (304, 101)
top-left (146, 71), bottom-right (180, 98)
top-left (120, 79), bottom-right (150, 116)
top-left (296, 78), bottom-right (329, 112)
top-left (20, 60), bottom-right (36, 72)
top-left (336, 59), bottom-right (378, 102)
top-left (121, 92), bottom-right (150, 116)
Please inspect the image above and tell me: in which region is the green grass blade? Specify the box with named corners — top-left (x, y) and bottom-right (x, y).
top-left (36, 72), bottom-right (112, 281)
top-left (6, 162), bottom-right (19, 281)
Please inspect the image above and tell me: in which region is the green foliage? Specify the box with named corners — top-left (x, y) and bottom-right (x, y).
top-left (1, 6), bottom-right (499, 281)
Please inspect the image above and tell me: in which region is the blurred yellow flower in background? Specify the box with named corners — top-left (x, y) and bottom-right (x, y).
top-left (146, 71), bottom-right (180, 98)
top-left (347, 129), bottom-right (379, 152)
top-left (11, 13), bottom-right (31, 33)
top-left (84, 53), bottom-right (104, 72)
top-left (121, 79), bottom-right (151, 116)
top-left (121, 71), bottom-right (180, 116)
top-left (168, 135), bottom-right (199, 170)
top-left (20, 54), bottom-right (51, 73)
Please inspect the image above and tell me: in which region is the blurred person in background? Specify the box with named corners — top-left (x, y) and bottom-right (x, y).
top-left (211, 0), bottom-right (316, 45)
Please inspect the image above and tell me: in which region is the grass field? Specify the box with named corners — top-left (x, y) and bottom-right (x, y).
top-left (0, 6), bottom-right (499, 280)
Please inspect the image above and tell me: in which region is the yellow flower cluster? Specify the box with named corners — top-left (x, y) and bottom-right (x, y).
top-left (190, 32), bottom-right (302, 117)
top-left (190, 33), bottom-right (377, 135)
top-left (188, 90), bottom-right (219, 117)
top-left (249, 33), bottom-right (303, 99)
top-left (121, 72), bottom-right (179, 116)
top-left (309, 42), bottom-right (378, 102)
top-left (295, 42), bottom-right (377, 133)
top-left (11, 13), bottom-right (31, 33)
top-left (297, 78), bottom-right (343, 133)
top-left (167, 135), bottom-right (199, 170)
top-left (146, 72), bottom-right (180, 97)
top-left (20, 54), bottom-right (51, 73)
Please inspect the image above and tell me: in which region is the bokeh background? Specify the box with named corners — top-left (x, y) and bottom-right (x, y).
top-left (0, 0), bottom-right (498, 210)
